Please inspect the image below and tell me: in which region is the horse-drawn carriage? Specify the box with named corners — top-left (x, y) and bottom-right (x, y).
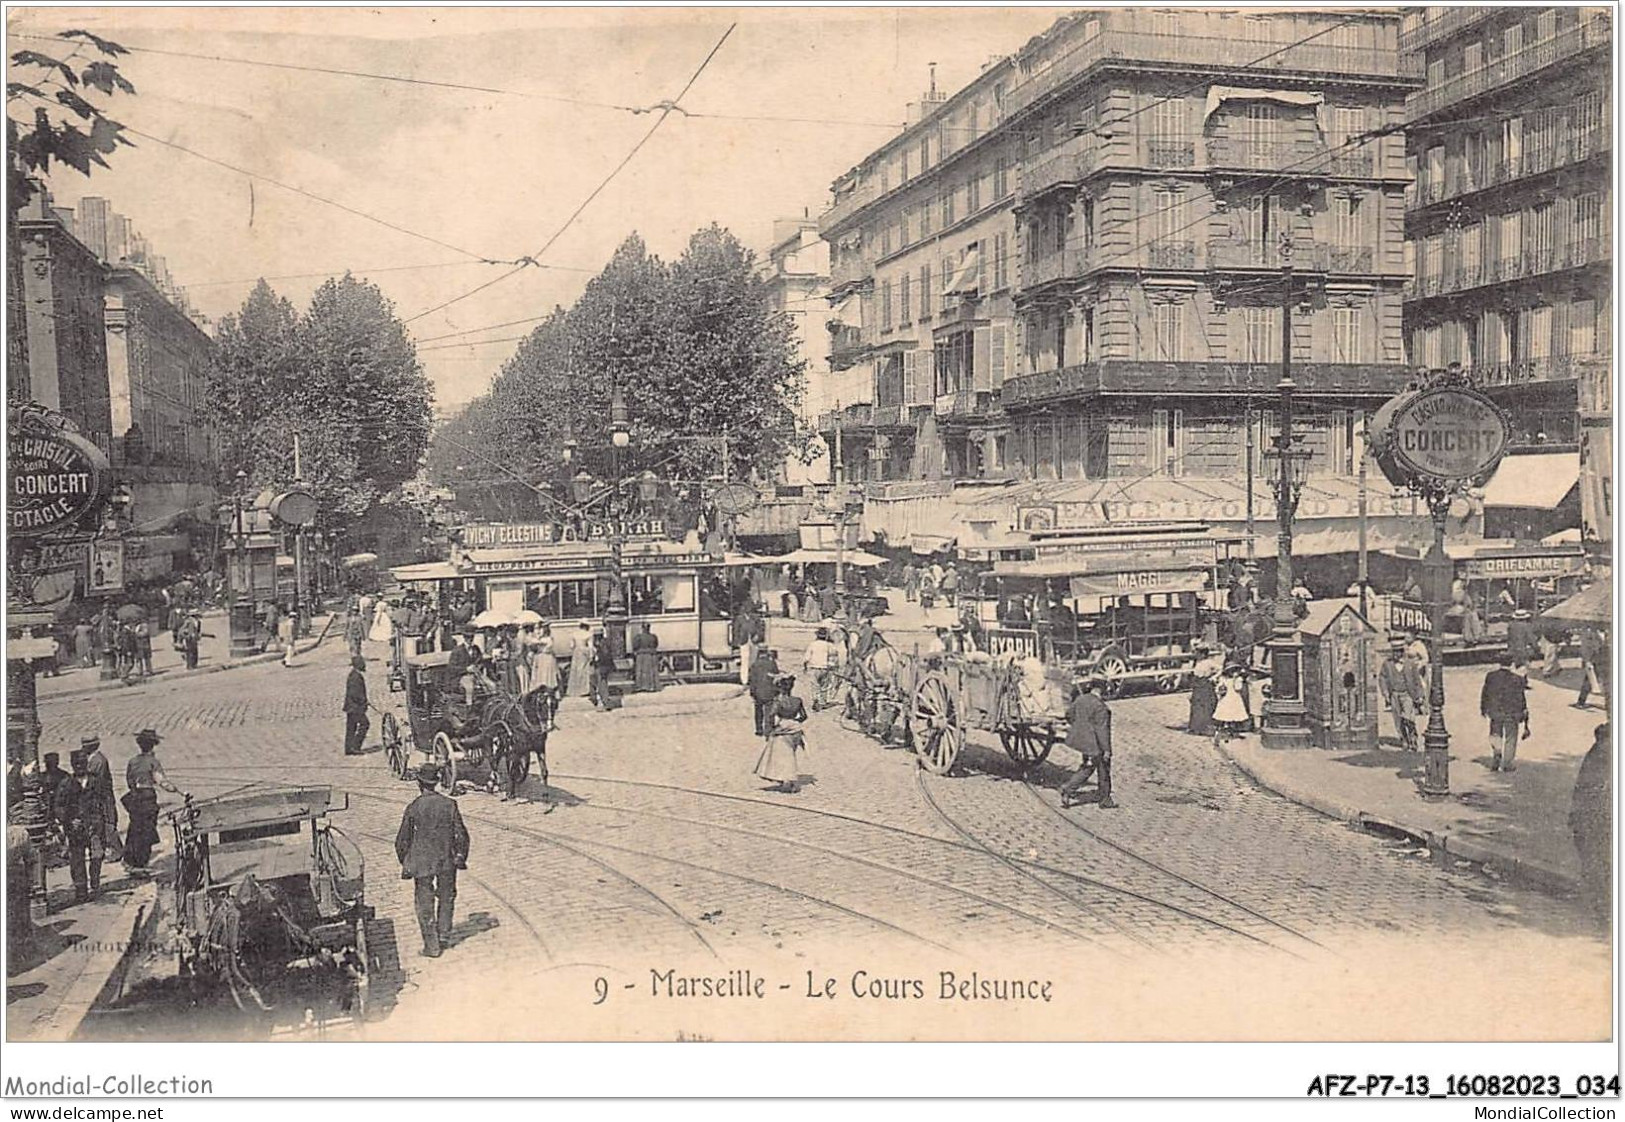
top-left (841, 634), bottom-right (1069, 776)
top-left (167, 785), bottom-right (370, 1027)
top-left (383, 644), bottom-right (550, 799)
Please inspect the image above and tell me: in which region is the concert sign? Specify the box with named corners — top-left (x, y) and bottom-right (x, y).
top-left (8, 405), bottom-right (112, 536)
top-left (1370, 384), bottom-right (1509, 488)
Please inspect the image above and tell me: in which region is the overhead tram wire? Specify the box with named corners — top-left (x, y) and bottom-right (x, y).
top-left (187, 258), bottom-right (596, 290)
top-left (402, 22), bottom-right (737, 326)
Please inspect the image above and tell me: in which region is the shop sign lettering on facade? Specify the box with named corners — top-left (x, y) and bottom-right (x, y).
top-left (1460, 553), bottom-right (1585, 580)
top-left (985, 628), bottom-right (1040, 660)
top-left (8, 406), bottom-right (112, 536)
top-left (1069, 569), bottom-right (1208, 599)
top-left (1049, 493), bottom-right (1416, 528)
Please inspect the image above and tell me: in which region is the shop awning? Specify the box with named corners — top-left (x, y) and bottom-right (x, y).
top-left (1542, 583), bottom-right (1610, 626)
top-left (1204, 85), bottom-right (1326, 133)
top-left (1483, 453), bottom-right (1579, 509)
top-left (1069, 570), bottom-right (1209, 598)
top-left (773, 548), bottom-right (888, 568)
top-left (942, 249), bottom-right (981, 296)
top-left (911, 534), bottom-right (957, 556)
top-left (391, 561), bottom-right (463, 583)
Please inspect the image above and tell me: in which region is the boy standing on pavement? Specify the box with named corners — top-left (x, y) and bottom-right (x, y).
top-left (1480, 654), bottom-right (1530, 773)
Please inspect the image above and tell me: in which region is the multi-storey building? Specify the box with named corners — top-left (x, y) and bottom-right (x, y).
top-left (819, 60), bottom-right (1022, 487)
top-left (759, 215), bottom-right (834, 486)
top-left (821, 10), bottom-right (1442, 572)
top-left (1400, 6), bottom-right (1611, 545)
top-left (104, 263), bottom-right (216, 474)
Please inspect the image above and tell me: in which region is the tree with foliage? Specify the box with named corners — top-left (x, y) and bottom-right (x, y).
top-left (203, 275), bottom-right (434, 544)
top-left (7, 29), bottom-right (136, 212)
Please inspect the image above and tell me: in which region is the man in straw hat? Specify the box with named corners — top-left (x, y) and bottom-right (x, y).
top-left (395, 761), bottom-right (470, 958)
top-left (53, 751), bottom-right (109, 901)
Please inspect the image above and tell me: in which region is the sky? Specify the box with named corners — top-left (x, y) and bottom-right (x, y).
top-left (10, 5), bottom-right (1070, 414)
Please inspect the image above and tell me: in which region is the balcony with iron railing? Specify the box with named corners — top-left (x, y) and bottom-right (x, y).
top-left (934, 388), bottom-right (998, 421)
top-left (1409, 127), bottom-right (1612, 217)
top-left (829, 251), bottom-right (875, 293)
top-left (822, 177), bottom-right (884, 234)
top-left (1006, 28), bottom-right (1422, 120)
top-left (1407, 237), bottom-right (1612, 299)
top-left (1206, 239), bottom-right (1334, 272)
top-left (1001, 358), bottom-right (1411, 406)
top-left (1204, 138), bottom-right (1375, 178)
top-left (1147, 241), bottom-right (1198, 270)
top-left (828, 323), bottom-right (868, 368)
top-left (1018, 138), bottom-right (1097, 203)
top-left (1021, 243), bottom-right (1090, 290)
top-left (1401, 7), bottom-right (1497, 52)
top-left (1407, 17), bottom-right (1612, 122)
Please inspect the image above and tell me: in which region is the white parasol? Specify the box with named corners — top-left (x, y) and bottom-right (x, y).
top-left (471, 609), bottom-right (511, 629)
top-left (511, 608), bottom-right (544, 627)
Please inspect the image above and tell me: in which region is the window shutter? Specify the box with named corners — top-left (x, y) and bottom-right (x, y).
top-left (977, 240), bottom-right (989, 294)
top-left (973, 326), bottom-right (993, 391)
top-left (989, 323), bottom-right (1008, 387)
top-left (904, 350), bottom-right (926, 405)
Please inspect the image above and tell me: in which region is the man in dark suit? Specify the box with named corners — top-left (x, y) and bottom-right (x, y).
top-left (343, 656), bottom-right (370, 756)
top-left (1505, 609), bottom-right (1539, 672)
top-left (54, 752), bottom-right (109, 901)
top-left (1060, 677), bottom-right (1117, 809)
top-left (1480, 654), bottom-right (1530, 772)
top-left (748, 647), bottom-right (780, 736)
top-left (395, 762), bottom-right (470, 958)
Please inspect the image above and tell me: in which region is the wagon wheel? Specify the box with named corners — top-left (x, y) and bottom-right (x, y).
top-left (1095, 653), bottom-right (1129, 699)
top-left (1154, 666), bottom-right (1186, 694)
top-left (380, 712), bottom-right (404, 778)
top-left (432, 731), bottom-right (458, 794)
top-left (910, 671), bottom-right (964, 775)
top-left (485, 720), bottom-right (515, 795)
top-left (999, 724), bottom-right (1055, 770)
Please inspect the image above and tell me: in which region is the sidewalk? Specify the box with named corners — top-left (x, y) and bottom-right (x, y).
top-left (1220, 664), bottom-right (1607, 896)
top-left (35, 610), bottom-right (340, 703)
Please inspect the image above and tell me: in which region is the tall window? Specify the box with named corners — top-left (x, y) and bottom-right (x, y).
top-left (1248, 193), bottom-right (1279, 254)
top-left (1425, 145), bottom-right (1445, 194)
top-left (1154, 301), bottom-right (1182, 360)
top-left (1244, 102), bottom-right (1278, 161)
top-left (1527, 201), bottom-right (1556, 260)
top-left (1574, 92), bottom-right (1605, 136)
top-left (1573, 192), bottom-right (1603, 245)
top-left (967, 174), bottom-right (981, 213)
top-left (881, 279), bottom-right (893, 331)
top-left (1152, 187), bottom-right (1181, 243)
top-left (1153, 96), bottom-right (1183, 139)
top-left (993, 232), bottom-right (1009, 289)
top-left (1333, 193), bottom-right (1362, 247)
top-left (1081, 196), bottom-right (1096, 251)
top-left (1529, 305), bottom-right (1553, 359)
top-left (1243, 305), bottom-right (1278, 362)
top-left (919, 263), bottom-right (932, 320)
top-left (900, 272), bottom-right (912, 326)
top-left (1332, 306), bottom-right (1361, 361)
top-left (920, 197), bottom-right (933, 238)
top-left (901, 206), bottom-right (914, 246)
top-left (1501, 114), bottom-right (1523, 169)
top-left (993, 157), bottom-right (1009, 199)
top-left (880, 224), bottom-right (893, 256)
top-left (1503, 22), bottom-right (1524, 56)
top-left (943, 185), bottom-right (956, 226)
top-left (1569, 298), bottom-right (1598, 355)
top-left (1463, 40), bottom-right (1483, 72)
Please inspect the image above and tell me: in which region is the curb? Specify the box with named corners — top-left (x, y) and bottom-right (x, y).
top-left (1213, 738), bottom-right (1580, 899)
top-left (32, 878), bottom-right (159, 1042)
top-left (35, 629), bottom-right (336, 705)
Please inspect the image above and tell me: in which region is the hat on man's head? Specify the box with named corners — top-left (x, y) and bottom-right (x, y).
top-left (80, 735), bottom-right (100, 751)
top-left (69, 752), bottom-right (88, 775)
top-left (415, 761), bottom-right (442, 786)
top-left (135, 728), bottom-right (162, 746)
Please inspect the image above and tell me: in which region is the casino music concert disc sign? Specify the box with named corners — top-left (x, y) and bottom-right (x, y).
top-left (8, 407), bottom-right (112, 536)
top-left (1371, 384), bottom-right (1510, 489)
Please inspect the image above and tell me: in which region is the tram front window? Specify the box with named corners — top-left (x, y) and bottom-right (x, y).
top-left (627, 574), bottom-right (696, 616)
top-left (524, 578), bottom-right (600, 620)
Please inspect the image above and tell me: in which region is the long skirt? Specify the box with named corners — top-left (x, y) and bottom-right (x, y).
top-left (566, 649), bottom-right (594, 696)
top-left (532, 651), bottom-right (559, 692)
top-left (122, 788), bottom-right (160, 868)
top-left (1188, 677), bottom-right (1218, 735)
top-left (753, 731), bottom-right (804, 786)
top-left (634, 649), bottom-right (661, 692)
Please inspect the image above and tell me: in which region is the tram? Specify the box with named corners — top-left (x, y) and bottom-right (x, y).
top-left (391, 521), bottom-right (742, 682)
top-left (958, 523), bottom-right (1227, 696)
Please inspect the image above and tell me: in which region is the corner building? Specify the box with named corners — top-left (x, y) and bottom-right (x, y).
top-left (1400, 7), bottom-right (1612, 546)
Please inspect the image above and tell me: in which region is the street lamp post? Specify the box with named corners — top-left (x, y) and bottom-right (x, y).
top-left (1260, 252), bottom-right (1314, 750)
top-left (229, 469), bottom-right (257, 659)
top-left (1419, 483), bottom-right (1454, 797)
top-left (602, 383), bottom-right (632, 661)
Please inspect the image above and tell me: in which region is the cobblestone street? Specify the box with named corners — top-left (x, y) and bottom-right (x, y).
top-left (25, 633), bottom-right (1610, 1042)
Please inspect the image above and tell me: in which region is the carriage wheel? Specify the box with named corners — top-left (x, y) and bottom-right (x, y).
top-left (999, 724), bottom-right (1055, 770)
top-left (910, 672), bottom-right (964, 775)
top-left (432, 731), bottom-right (457, 794)
top-left (1096, 654), bottom-right (1129, 699)
top-left (381, 712), bottom-right (403, 778)
top-left (1154, 667), bottom-right (1185, 694)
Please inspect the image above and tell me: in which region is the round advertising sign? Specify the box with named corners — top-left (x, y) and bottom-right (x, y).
top-left (710, 481), bottom-right (759, 516)
top-left (8, 408), bottom-right (112, 537)
top-left (270, 487), bottom-right (319, 526)
top-left (1371, 385), bottom-right (1509, 488)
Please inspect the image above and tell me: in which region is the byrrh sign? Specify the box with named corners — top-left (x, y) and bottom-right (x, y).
top-left (8, 407), bottom-right (112, 536)
top-left (1371, 385), bottom-right (1509, 486)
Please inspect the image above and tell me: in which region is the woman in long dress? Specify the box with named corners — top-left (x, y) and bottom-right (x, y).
top-left (753, 675), bottom-right (808, 793)
top-left (566, 621), bottom-right (594, 697)
top-left (1188, 650), bottom-right (1222, 736)
top-left (531, 624), bottom-right (559, 703)
top-left (369, 598), bottom-right (395, 644)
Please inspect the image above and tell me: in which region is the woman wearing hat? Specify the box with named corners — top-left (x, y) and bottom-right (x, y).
top-left (1211, 656), bottom-right (1253, 740)
top-left (123, 729), bottom-right (179, 876)
top-left (753, 674), bottom-right (808, 793)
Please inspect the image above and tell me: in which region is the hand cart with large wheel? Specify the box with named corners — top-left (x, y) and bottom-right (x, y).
top-left (905, 651), bottom-right (1068, 776)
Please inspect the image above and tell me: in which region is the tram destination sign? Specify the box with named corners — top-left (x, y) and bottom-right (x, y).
top-left (1372, 385), bottom-right (1509, 487)
top-left (8, 407), bottom-right (112, 537)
